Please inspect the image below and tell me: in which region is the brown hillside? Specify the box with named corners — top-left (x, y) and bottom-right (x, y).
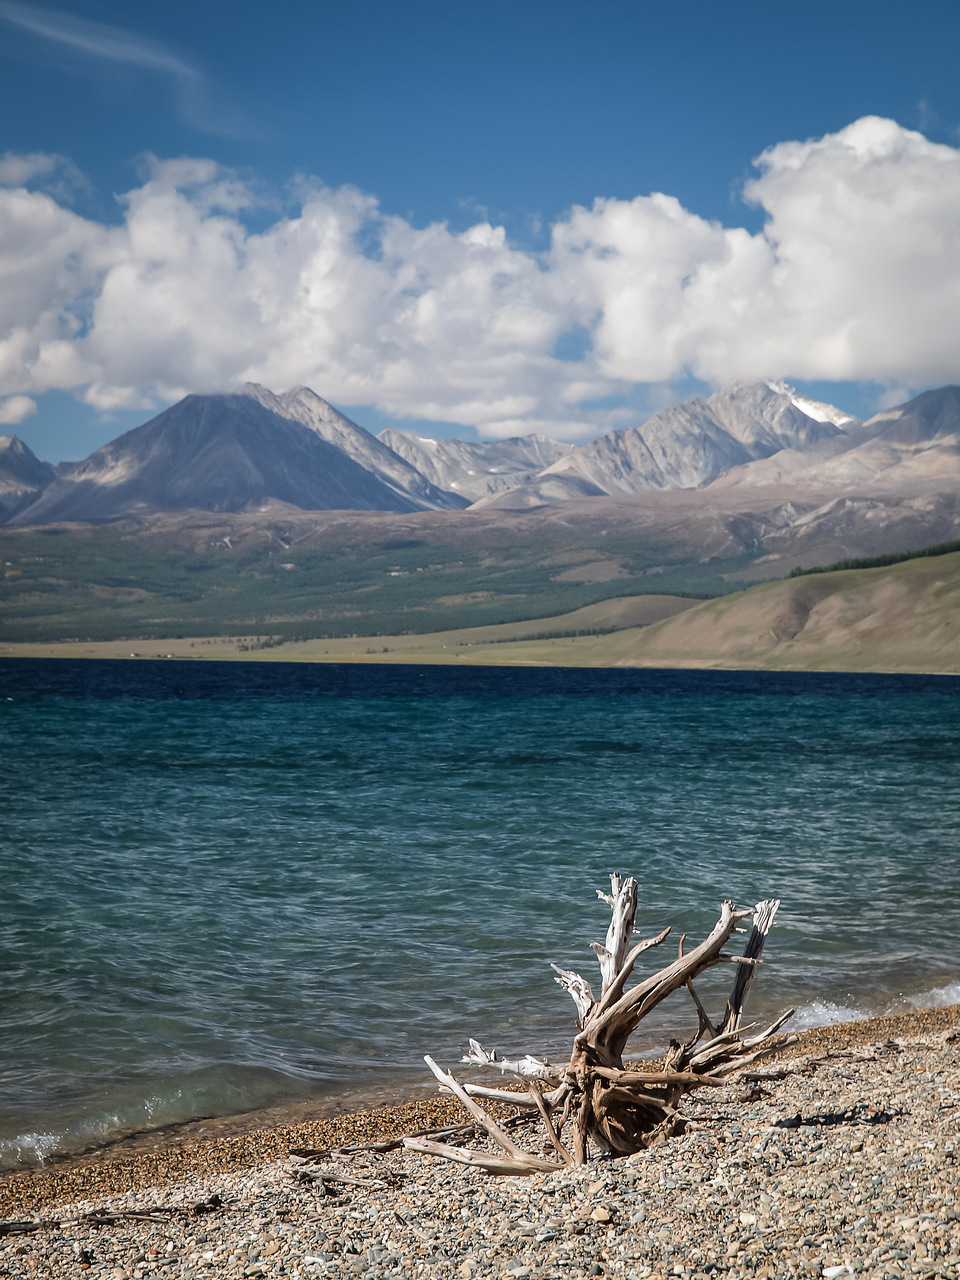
top-left (590, 551), bottom-right (960, 672)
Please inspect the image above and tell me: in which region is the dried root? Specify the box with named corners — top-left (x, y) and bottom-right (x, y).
top-left (407, 877), bottom-right (797, 1172)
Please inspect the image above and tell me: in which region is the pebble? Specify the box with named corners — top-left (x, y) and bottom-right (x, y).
top-left (1, 1008), bottom-right (959, 1279)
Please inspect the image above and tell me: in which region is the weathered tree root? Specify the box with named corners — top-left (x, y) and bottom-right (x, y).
top-left (407, 877), bottom-right (797, 1173)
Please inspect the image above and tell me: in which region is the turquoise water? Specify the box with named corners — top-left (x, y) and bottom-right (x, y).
top-left (1, 659), bottom-right (959, 1169)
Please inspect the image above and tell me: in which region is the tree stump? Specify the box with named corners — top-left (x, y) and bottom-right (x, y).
top-left (406, 875), bottom-right (796, 1173)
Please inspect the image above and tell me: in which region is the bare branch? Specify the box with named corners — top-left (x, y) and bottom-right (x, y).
top-left (591, 873), bottom-right (638, 993)
top-left (592, 927), bottom-right (671, 1017)
top-left (550, 964), bottom-right (595, 1024)
top-left (460, 1039), bottom-right (558, 1082)
top-left (439, 1083), bottom-right (539, 1107)
top-left (686, 978), bottom-right (718, 1040)
top-left (590, 900), bottom-right (753, 1051)
top-left (720, 898), bottom-right (780, 1035)
top-left (423, 1056), bottom-right (530, 1160)
top-left (528, 1084), bottom-right (574, 1166)
top-left (402, 1138), bottom-right (558, 1176)
top-left (741, 1007), bottom-right (795, 1048)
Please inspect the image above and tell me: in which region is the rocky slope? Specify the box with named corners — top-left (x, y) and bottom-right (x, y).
top-left (506, 380), bottom-right (853, 502)
top-left (377, 430), bottom-right (572, 503)
top-left (11, 390), bottom-right (464, 524)
top-left (247, 385), bottom-right (467, 511)
top-left (708, 385), bottom-right (960, 492)
top-left (0, 435), bottom-right (56, 520)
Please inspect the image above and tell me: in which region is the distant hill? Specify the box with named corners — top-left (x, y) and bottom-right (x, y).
top-left (3, 480), bottom-right (959, 645)
top-left (583, 549), bottom-right (960, 673)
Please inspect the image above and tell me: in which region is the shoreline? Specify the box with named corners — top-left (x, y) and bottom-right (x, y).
top-left (3, 1003), bottom-right (957, 1219)
top-left (3, 1003), bottom-right (958, 1280)
top-left (5, 646), bottom-right (960, 680)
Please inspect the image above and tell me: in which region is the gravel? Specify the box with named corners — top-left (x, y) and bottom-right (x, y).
top-left (2, 1006), bottom-right (958, 1280)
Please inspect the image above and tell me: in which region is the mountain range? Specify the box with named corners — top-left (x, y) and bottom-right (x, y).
top-left (3, 379), bottom-right (959, 527)
top-left (476, 381), bottom-right (855, 509)
top-left (2, 376), bottom-right (959, 653)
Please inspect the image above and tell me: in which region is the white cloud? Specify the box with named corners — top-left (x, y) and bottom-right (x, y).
top-left (872, 384), bottom-right (915, 413)
top-left (0, 394), bottom-right (37, 424)
top-left (0, 151), bottom-right (61, 186)
top-left (0, 116), bottom-right (958, 441)
top-left (0, 150), bottom-right (88, 203)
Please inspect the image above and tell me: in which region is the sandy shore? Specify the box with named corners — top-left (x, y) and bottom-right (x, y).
top-left (2, 1005), bottom-right (958, 1279)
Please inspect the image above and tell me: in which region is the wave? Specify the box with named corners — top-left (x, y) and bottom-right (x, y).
top-left (786, 1000), bottom-right (871, 1031)
top-left (899, 978), bottom-right (960, 1011)
top-left (788, 978), bottom-right (960, 1033)
top-left (0, 1130), bottom-right (63, 1170)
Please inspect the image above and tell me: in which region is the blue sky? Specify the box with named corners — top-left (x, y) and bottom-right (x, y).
top-left (2, 0), bottom-right (960, 460)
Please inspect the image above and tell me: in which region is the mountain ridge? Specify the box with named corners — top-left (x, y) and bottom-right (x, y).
top-left (11, 391), bottom-right (463, 525)
top-left (486, 381), bottom-right (851, 506)
top-left (0, 435), bottom-right (57, 520)
top-left (245, 384), bottom-right (467, 512)
top-left (6, 380), bottom-right (958, 531)
top-left (377, 429), bottom-right (573, 503)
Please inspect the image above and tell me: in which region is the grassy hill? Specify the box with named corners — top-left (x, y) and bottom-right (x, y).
top-left (0, 595), bottom-right (699, 662)
top-left (7, 553), bottom-right (960, 674)
top-left (574, 549), bottom-right (960, 672)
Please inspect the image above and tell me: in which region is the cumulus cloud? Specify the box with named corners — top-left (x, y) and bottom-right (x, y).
top-left (0, 117), bottom-right (958, 440)
top-left (0, 394), bottom-right (37, 424)
top-left (0, 151), bottom-right (62, 186)
top-left (0, 150), bottom-right (88, 204)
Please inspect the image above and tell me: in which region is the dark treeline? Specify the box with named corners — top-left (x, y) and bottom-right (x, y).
top-left (787, 538), bottom-right (960, 579)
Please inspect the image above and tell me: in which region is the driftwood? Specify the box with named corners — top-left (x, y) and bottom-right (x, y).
top-left (406, 876), bottom-right (797, 1173)
top-left (0, 1194), bottom-right (224, 1237)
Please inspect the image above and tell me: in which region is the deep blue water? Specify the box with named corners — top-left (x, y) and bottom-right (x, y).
top-left (2, 658), bottom-right (959, 1169)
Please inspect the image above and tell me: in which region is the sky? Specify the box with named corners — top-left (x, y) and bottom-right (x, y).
top-left (2, 0), bottom-right (960, 461)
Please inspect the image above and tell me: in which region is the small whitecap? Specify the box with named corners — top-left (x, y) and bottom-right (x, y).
top-left (902, 979), bottom-right (960, 1010)
top-left (788, 1000), bottom-right (870, 1031)
top-left (0, 1130), bottom-right (62, 1167)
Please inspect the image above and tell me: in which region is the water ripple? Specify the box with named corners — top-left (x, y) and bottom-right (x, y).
top-left (1, 659), bottom-right (959, 1167)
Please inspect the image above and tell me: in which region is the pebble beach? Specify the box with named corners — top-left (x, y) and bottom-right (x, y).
top-left (1, 1005), bottom-right (958, 1280)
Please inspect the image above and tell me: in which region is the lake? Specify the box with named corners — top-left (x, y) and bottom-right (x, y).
top-left (1, 658), bottom-right (958, 1169)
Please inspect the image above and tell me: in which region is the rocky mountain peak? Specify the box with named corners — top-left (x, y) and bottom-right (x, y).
top-left (862, 385), bottom-right (960, 445)
top-left (0, 434), bottom-right (56, 487)
top-left (9, 388), bottom-right (464, 524)
top-left (705, 380), bottom-right (849, 453)
top-left (377, 429), bottom-right (573, 503)
top-left (0, 434), bottom-right (57, 520)
top-left (764, 380), bottom-right (859, 428)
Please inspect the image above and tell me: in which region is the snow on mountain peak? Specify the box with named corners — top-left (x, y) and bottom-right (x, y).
top-left (765, 380), bottom-right (858, 428)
